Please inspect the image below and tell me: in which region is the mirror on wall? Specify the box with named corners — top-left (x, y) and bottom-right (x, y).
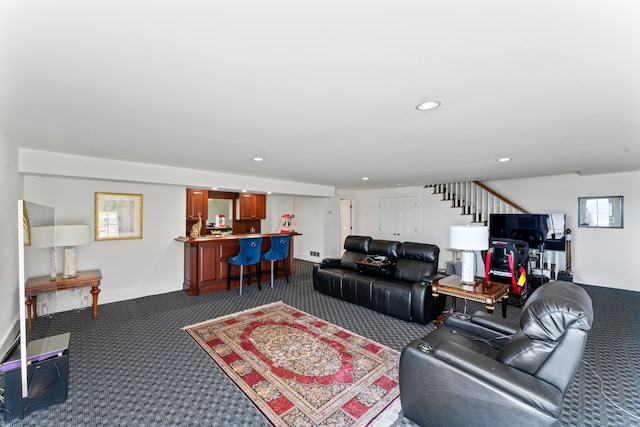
top-left (17, 200), bottom-right (55, 397)
top-left (207, 199), bottom-right (233, 230)
top-left (578, 196), bottom-right (624, 228)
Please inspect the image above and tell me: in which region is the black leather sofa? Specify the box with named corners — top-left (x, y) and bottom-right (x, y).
top-left (399, 280), bottom-right (593, 427)
top-left (312, 235), bottom-right (446, 323)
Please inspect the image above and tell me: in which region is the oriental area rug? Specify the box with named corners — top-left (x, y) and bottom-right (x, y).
top-left (183, 302), bottom-right (401, 426)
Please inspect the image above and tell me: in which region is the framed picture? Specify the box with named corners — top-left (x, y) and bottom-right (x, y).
top-left (578, 196), bottom-right (623, 229)
top-left (22, 202), bottom-right (31, 246)
top-left (95, 192), bottom-right (143, 240)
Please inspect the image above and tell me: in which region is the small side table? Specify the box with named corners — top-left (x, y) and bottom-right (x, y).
top-left (432, 274), bottom-right (509, 317)
top-left (25, 270), bottom-right (102, 331)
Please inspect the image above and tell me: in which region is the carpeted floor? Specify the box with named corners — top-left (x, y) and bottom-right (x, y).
top-left (1, 259), bottom-right (639, 426)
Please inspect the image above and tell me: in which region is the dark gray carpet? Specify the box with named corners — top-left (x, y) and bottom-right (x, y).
top-left (1, 260), bottom-right (639, 426)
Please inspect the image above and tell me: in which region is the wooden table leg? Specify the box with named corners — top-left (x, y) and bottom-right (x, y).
top-left (25, 296), bottom-right (35, 332)
top-left (91, 286), bottom-right (100, 318)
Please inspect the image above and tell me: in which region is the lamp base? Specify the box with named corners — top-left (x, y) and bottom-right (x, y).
top-left (460, 282), bottom-right (476, 291)
top-left (49, 247), bottom-right (57, 281)
top-left (63, 247), bottom-right (77, 279)
top-left (460, 250), bottom-right (477, 287)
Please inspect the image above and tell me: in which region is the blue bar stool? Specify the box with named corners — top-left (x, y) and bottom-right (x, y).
top-left (261, 234), bottom-right (290, 288)
top-left (227, 237), bottom-right (262, 295)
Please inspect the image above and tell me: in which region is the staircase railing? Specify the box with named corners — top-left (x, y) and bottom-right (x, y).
top-left (425, 181), bottom-right (529, 224)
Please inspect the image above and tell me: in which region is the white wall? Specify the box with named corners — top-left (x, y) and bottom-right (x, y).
top-left (20, 149), bottom-right (335, 197)
top-left (0, 137), bottom-right (22, 358)
top-left (291, 196), bottom-right (331, 262)
top-left (349, 186), bottom-right (462, 268)
top-left (265, 194), bottom-right (294, 234)
top-left (24, 175), bottom-right (185, 310)
top-left (348, 173), bottom-right (639, 292)
top-left (6, 160), bottom-right (639, 338)
top-left (485, 172), bottom-right (638, 291)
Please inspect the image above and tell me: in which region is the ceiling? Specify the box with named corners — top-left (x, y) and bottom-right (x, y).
top-left (2, 1), bottom-right (639, 191)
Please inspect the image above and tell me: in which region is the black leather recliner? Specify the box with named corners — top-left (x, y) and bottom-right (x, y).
top-left (399, 280), bottom-right (593, 427)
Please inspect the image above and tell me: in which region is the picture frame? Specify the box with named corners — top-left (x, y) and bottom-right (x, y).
top-left (578, 196), bottom-right (623, 229)
top-left (22, 202), bottom-right (31, 246)
top-left (94, 192), bottom-right (143, 240)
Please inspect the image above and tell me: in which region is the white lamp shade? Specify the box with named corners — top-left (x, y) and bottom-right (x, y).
top-left (450, 225), bottom-right (489, 251)
top-left (30, 226), bottom-right (56, 248)
top-left (55, 225), bottom-right (90, 247)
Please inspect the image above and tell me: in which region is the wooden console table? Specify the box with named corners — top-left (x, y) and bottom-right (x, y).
top-left (25, 269), bottom-right (102, 331)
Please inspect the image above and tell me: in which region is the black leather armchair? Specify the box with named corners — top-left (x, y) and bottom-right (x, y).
top-left (399, 280), bottom-right (593, 427)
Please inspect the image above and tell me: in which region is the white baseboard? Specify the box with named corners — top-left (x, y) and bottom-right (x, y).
top-left (0, 315), bottom-right (20, 363)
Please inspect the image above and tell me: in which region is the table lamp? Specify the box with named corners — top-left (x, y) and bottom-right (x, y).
top-left (29, 226), bottom-right (57, 281)
top-left (450, 225), bottom-right (489, 287)
top-left (56, 225), bottom-right (91, 278)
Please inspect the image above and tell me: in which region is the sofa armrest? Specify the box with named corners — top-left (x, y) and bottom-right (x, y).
top-left (319, 257), bottom-right (342, 269)
top-left (420, 273), bottom-right (446, 284)
top-left (470, 311), bottom-right (519, 335)
top-left (430, 340), bottom-right (562, 415)
top-left (443, 312), bottom-right (518, 342)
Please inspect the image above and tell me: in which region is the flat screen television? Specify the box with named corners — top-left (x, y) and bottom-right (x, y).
top-left (489, 213), bottom-right (566, 251)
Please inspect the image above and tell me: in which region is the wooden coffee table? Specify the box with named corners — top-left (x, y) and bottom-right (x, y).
top-left (432, 274), bottom-right (509, 317)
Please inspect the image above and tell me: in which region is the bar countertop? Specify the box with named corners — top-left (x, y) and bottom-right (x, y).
top-left (175, 231), bottom-right (300, 243)
top-left (177, 231), bottom-right (301, 296)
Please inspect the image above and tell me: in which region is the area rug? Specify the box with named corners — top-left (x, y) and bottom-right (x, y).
top-left (183, 301), bottom-right (401, 426)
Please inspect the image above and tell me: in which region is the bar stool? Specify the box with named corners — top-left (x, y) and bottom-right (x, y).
top-left (227, 237), bottom-right (262, 295)
top-left (261, 234), bottom-right (290, 288)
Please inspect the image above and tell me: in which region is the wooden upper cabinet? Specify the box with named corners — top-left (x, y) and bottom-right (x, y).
top-left (187, 189), bottom-right (208, 219)
top-left (237, 193), bottom-right (266, 220)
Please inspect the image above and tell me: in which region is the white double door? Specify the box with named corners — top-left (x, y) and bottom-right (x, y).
top-left (378, 195), bottom-right (419, 242)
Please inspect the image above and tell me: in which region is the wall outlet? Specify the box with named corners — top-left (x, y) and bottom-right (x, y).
top-left (309, 251), bottom-right (320, 257)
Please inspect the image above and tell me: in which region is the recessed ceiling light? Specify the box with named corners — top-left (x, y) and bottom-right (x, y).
top-left (252, 157), bottom-right (264, 162)
top-left (211, 187), bottom-right (218, 190)
top-left (241, 189), bottom-right (248, 192)
top-left (497, 157), bottom-right (512, 162)
top-left (416, 101), bottom-right (441, 111)
top-left (362, 177), bottom-right (369, 181)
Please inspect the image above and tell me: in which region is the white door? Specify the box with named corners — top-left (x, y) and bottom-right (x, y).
top-left (378, 195), bottom-right (419, 242)
top-left (339, 199), bottom-right (352, 255)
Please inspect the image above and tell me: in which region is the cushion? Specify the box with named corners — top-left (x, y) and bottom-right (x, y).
top-left (369, 240), bottom-right (401, 261)
top-left (343, 235), bottom-right (372, 253)
top-left (393, 242), bottom-right (439, 282)
top-left (520, 281), bottom-right (593, 341)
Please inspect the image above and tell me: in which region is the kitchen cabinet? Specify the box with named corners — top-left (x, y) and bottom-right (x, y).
top-left (186, 189), bottom-right (208, 219)
top-left (237, 193), bottom-right (266, 220)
